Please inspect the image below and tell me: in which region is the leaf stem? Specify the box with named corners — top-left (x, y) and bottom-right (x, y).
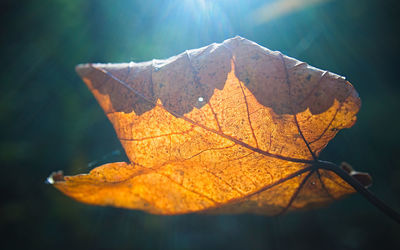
top-left (317, 160), bottom-right (400, 224)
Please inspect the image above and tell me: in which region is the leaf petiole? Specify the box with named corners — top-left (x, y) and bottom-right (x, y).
top-left (317, 160), bottom-right (400, 224)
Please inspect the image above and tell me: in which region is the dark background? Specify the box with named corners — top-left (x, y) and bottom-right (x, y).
top-left (1, 0), bottom-right (399, 249)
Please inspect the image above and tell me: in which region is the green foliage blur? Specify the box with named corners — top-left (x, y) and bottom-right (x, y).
top-left (1, 0), bottom-right (399, 249)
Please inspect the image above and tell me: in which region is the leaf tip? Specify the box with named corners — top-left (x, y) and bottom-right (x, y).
top-left (75, 63), bottom-right (92, 78)
top-left (233, 35), bottom-right (244, 40)
top-left (46, 171), bottom-right (65, 185)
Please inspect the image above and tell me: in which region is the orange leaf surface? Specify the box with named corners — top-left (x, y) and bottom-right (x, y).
top-left (49, 36), bottom-right (367, 215)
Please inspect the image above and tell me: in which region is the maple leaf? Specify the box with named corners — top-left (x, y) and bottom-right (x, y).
top-left (48, 36), bottom-right (372, 215)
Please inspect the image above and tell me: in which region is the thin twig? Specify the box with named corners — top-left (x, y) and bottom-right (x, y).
top-left (317, 160), bottom-right (400, 224)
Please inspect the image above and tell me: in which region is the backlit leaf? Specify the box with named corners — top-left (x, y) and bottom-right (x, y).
top-left (49, 37), bottom-right (369, 215)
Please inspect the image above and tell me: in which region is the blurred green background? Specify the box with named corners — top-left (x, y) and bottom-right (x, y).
top-left (1, 0), bottom-right (399, 249)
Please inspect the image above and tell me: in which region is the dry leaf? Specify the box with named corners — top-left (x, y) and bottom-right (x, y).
top-left (49, 36), bottom-right (369, 215)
